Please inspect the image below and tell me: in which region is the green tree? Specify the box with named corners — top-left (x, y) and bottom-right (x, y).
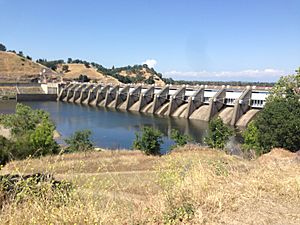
top-left (78, 74), bottom-right (90, 82)
top-left (0, 103), bottom-right (50, 136)
top-left (62, 65), bottom-right (69, 72)
top-left (170, 129), bottom-right (192, 149)
top-left (145, 75), bottom-right (155, 84)
top-left (268, 69), bottom-right (300, 101)
top-left (17, 51), bottom-right (24, 57)
top-left (253, 96), bottom-right (300, 152)
top-left (0, 104), bottom-right (59, 162)
top-left (133, 127), bottom-right (163, 155)
top-left (0, 43), bottom-right (6, 51)
top-left (242, 121), bottom-right (261, 155)
top-left (67, 58), bottom-right (73, 64)
top-left (243, 68), bottom-right (300, 154)
top-left (204, 117), bottom-right (233, 149)
top-left (29, 118), bottom-right (59, 156)
top-left (65, 130), bottom-right (93, 153)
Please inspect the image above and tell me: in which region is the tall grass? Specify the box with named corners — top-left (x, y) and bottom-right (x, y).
top-left (0, 146), bottom-right (299, 224)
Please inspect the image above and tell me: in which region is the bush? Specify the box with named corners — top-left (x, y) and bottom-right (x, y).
top-left (29, 118), bottom-right (59, 156)
top-left (65, 130), bottom-right (93, 153)
top-left (62, 65), bottom-right (69, 72)
top-left (145, 75), bottom-right (155, 84)
top-left (0, 136), bottom-right (11, 166)
top-left (78, 74), bottom-right (90, 82)
top-left (204, 117), bottom-right (233, 149)
top-left (0, 104), bottom-right (58, 163)
top-left (133, 127), bottom-right (163, 155)
top-left (0, 103), bottom-right (50, 136)
top-left (170, 129), bottom-right (192, 149)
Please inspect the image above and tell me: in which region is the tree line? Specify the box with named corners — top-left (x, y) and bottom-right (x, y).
top-left (162, 78), bottom-right (274, 87)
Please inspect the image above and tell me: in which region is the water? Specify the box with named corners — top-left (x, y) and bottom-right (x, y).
top-left (0, 101), bottom-right (209, 153)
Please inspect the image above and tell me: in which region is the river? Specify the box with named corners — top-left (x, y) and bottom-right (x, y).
top-left (0, 101), bottom-right (209, 153)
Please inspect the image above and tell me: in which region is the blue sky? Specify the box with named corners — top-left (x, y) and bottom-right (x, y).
top-left (0, 0), bottom-right (299, 82)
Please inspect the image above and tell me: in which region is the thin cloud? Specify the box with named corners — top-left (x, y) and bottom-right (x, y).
top-left (163, 69), bottom-right (286, 82)
top-left (142, 59), bottom-right (157, 68)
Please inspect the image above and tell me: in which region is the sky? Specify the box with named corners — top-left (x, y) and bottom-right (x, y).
top-left (0, 0), bottom-right (299, 82)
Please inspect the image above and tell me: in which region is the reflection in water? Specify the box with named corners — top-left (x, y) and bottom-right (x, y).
top-left (0, 101), bottom-right (209, 153)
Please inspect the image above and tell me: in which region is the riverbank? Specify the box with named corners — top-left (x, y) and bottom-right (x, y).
top-left (1, 145), bottom-right (299, 224)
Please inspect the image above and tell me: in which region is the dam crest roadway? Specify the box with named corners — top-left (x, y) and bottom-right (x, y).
top-left (57, 83), bottom-right (269, 127)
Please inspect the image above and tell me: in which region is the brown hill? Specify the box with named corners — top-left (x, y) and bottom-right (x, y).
top-left (57, 63), bottom-right (120, 84)
top-left (119, 67), bottom-right (165, 86)
top-left (0, 51), bottom-right (56, 82)
top-left (0, 51), bottom-right (165, 85)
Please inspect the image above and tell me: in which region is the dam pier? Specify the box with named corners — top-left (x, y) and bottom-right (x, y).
top-left (57, 83), bottom-right (269, 127)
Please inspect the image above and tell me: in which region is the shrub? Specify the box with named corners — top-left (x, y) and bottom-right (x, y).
top-left (204, 117), bottom-right (233, 149)
top-left (163, 202), bottom-right (195, 224)
top-left (145, 75), bottom-right (155, 84)
top-left (62, 65), bottom-right (69, 72)
top-left (0, 173), bottom-right (72, 206)
top-left (65, 130), bottom-right (93, 153)
top-left (133, 126), bottom-right (163, 155)
top-left (170, 129), bottom-right (192, 149)
top-left (0, 104), bottom-right (58, 162)
top-left (29, 118), bottom-right (59, 156)
top-left (0, 103), bottom-right (50, 136)
top-left (0, 136), bottom-right (11, 166)
top-left (78, 74), bottom-right (90, 82)
top-left (242, 121), bottom-right (261, 155)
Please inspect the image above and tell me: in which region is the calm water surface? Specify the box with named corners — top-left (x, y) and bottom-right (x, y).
top-left (0, 101), bottom-right (209, 153)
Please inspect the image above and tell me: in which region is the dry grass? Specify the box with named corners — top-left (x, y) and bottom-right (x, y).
top-left (119, 67), bottom-right (165, 86)
top-left (58, 63), bottom-right (120, 84)
top-left (0, 146), bottom-right (299, 224)
top-left (0, 52), bottom-right (55, 82)
top-left (0, 52), bottom-right (164, 85)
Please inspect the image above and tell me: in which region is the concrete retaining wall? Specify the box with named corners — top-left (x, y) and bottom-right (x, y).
top-left (17, 94), bottom-right (57, 102)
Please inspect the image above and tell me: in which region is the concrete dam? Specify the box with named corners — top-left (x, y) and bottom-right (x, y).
top-left (57, 83), bottom-right (269, 127)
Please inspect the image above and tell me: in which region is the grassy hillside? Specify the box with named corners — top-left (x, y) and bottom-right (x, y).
top-left (57, 63), bottom-right (120, 84)
top-left (0, 51), bottom-right (165, 85)
top-left (119, 67), bottom-right (165, 86)
top-left (58, 62), bottom-right (165, 86)
top-left (0, 52), bottom-right (57, 82)
top-left (1, 146), bottom-right (299, 224)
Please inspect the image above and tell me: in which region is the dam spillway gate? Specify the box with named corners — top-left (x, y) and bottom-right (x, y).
top-left (57, 83), bottom-right (269, 127)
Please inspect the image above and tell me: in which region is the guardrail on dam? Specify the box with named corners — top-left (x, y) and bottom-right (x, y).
top-left (57, 83), bottom-right (269, 127)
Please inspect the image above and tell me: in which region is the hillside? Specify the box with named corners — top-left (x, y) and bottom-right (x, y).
top-left (0, 51), bottom-right (57, 82)
top-left (119, 66), bottom-right (165, 86)
top-left (0, 146), bottom-right (299, 224)
top-left (58, 62), bottom-right (165, 86)
top-left (57, 63), bottom-right (120, 84)
top-left (0, 51), bottom-right (166, 85)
